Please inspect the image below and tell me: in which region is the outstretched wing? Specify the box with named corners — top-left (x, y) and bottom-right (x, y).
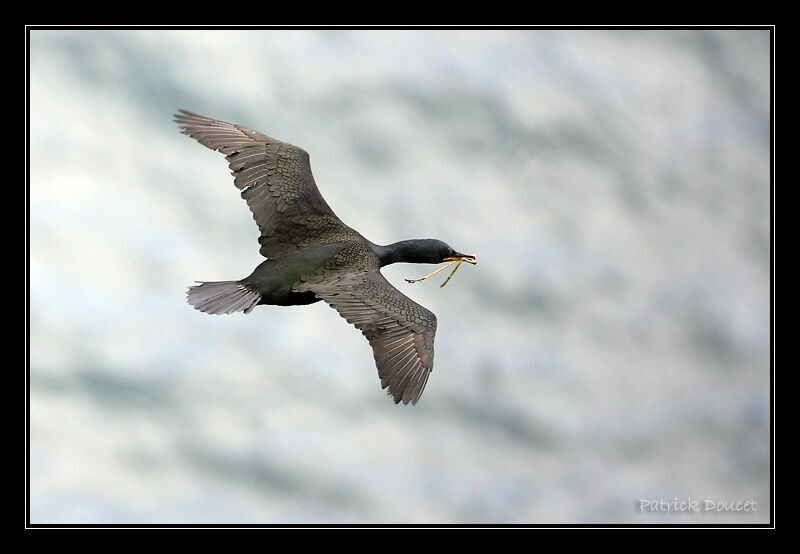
top-left (300, 270), bottom-right (437, 405)
top-left (174, 110), bottom-right (361, 259)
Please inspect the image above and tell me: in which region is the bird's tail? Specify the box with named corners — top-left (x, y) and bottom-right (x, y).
top-left (187, 280), bottom-right (261, 315)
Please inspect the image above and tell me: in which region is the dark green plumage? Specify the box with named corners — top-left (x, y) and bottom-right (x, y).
top-left (176, 110), bottom-right (473, 405)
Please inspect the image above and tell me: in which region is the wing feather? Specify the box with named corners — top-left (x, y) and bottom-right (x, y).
top-left (174, 110), bottom-right (361, 259)
top-left (301, 270), bottom-right (437, 405)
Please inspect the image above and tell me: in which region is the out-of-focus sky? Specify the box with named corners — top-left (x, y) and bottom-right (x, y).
top-left (28, 29), bottom-right (771, 524)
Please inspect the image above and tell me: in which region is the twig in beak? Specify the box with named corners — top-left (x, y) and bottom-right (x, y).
top-left (405, 260), bottom-right (458, 284)
top-left (439, 259), bottom-right (464, 288)
top-left (405, 256), bottom-right (476, 287)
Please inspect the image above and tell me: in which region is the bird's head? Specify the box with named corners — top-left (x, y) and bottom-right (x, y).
top-left (404, 240), bottom-right (477, 287)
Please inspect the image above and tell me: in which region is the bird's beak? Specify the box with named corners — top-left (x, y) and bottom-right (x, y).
top-left (444, 253), bottom-right (477, 265)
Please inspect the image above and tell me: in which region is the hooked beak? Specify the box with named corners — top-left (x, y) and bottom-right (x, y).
top-left (444, 252), bottom-right (477, 265)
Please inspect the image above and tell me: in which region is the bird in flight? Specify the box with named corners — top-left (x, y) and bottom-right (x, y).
top-left (175, 110), bottom-right (476, 405)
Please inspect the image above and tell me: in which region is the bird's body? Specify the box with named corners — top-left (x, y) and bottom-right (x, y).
top-left (175, 110), bottom-right (475, 405)
top-left (249, 242), bottom-right (349, 307)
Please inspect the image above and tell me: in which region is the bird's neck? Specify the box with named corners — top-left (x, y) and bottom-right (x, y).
top-left (373, 240), bottom-right (429, 267)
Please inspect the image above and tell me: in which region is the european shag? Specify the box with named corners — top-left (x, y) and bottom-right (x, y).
top-left (175, 110), bottom-right (476, 405)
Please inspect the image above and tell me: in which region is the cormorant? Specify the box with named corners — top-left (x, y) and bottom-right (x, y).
top-left (175, 110), bottom-right (476, 405)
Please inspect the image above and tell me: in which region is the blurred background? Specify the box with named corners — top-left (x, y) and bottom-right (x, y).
top-left (28, 29), bottom-right (771, 524)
